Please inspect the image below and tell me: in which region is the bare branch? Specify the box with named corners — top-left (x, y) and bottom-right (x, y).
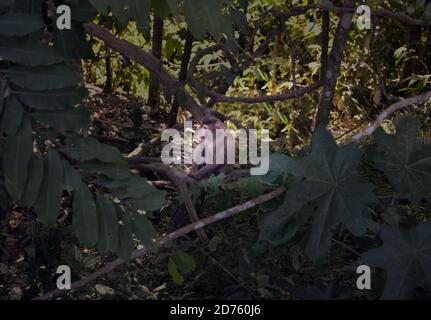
top-left (83, 23), bottom-right (205, 120)
top-left (346, 90), bottom-right (431, 144)
top-left (274, 5), bottom-right (430, 26)
top-left (34, 186), bottom-right (286, 300)
top-left (130, 162), bottom-right (208, 242)
top-left (187, 44), bottom-right (224, 83)
top-left (208, 81), bottom-right (322, 104)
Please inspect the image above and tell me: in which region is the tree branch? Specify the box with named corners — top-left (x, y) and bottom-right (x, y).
top-left (346, 90), bottom-right (431, 144)
top-left (130, 162), bottom-right (208, 242)
top-left (83, 23), bottom-right (205, 120)
top-left (34, 186), bottom-right (286, 300)
top-left (274, 5), bottom-right (431, 27)
top-left (208, 81), bottom-right (322, 104)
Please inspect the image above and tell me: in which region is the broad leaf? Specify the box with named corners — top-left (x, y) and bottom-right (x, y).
top-left (3, 64), bottom-right (81, 91)
top-left (79, 160), bottom-right (131, 180)
top-left (174, 250), bottom-right (196, 273)
top-left (0, 96), bottom-right (24, 136)
top-left (151, 0), bottom-right (171, 19)
top-left (13, 86), bottom-right (88, 110)
top-left (3, 117), bottom-right (32, 200)
top-left (128, 0), bottom-right (151, 31)
top-left (132, 214), bottom-right (156, 248)
top-left (259, 127), bottom-right (376, 261)
top-left (115, 205), bottom-right (134, 261)
top-left (363, 222), bottom-right (431, 299)
top-left (62, 136), bottom-right (125, 163)
top-left (31, 107), bottom-right (90, 132)
top-left (168, 260), bottom-right (184, 285)
top-left (63, 162), bottom-right (82, 192)
top-left (0, 38), bottom-right (64, 66)
top-left (73, 183), bottom-right (99, 247)
top-left (54, 25), bottom-right (94, 59)
top-left (183, 0), bottom-right (233, 40)
top-left (127, 188), bottom-right (166, 212)
top-left (366, 116), bottom-right (431, 203)
top-left (96, 194), bottom-right (119, 253)
top-left (0, 13), bottom-right (43, 36)
top-left (35, 150), bottom-right (64, 225)
top-left (21, 156), bottom-right (44, 207)
top-left (101, 175), bottom-right (166, 212)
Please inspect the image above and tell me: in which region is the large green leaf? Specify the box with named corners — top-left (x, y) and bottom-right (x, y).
top-left (96, 194), bottom-right (119, 253)
top-left (54, 25), bottom-right (94, 60)
top-left (34, 150), bottom-right (64, 225)
top-left (151, 0), bottom-right (171, 19)
top-left (0, 96), bottom-right (24, 136)
top-left (366, 116), bottom-right (431, 203)
top-left (21, 156), bottom-right (44, 208)
top-left (183, 0), bottom-right (233, 40)
top-left (259, 127), bottom-right (376, 261)
top-left (0, 13), bottom-right (43, 36)
top-left (31, 106), bottom-right (90, 132)
top-left (13, 86), bottom-right (88, 110)
top-left (127, 188), bottom-right (166, 212)
top-left (79, 160), bottom-right (131, 180)
top-left (62, 136), bottom-right (125, 163)
top-left (1, 0), bottom-right (43, 15)
top-left (3, 64), bottom-right (81, 91)
top-left (89, 0), bottom-right (150, 31)
top-left (127, 0), bottom-right (151, 31)
top-left (73, 183), bottom-right (99, 247)
top-left (115, 205), bottom-right (134, 261)
top-left (132, 213), bottom-right (156, 248)
top-left (0, 38), bottom-right (64, 66)
top-left (363, 222), bottom-right (431, 299)
top-left (63, 162), bottom-right (82, 192)
top-left (69, 0), bottom-right (98, 22)
top-left (100, 175), bottom-right (166, 212)
top-left (3, 117), bottom-right (32, 200)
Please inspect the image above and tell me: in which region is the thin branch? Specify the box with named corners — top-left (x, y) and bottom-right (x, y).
top-left (346, 90), bottom-right (431, 144)
top-left (187, 44), bottom-right (224, 83)
top-left (320, 10), bottom-right (330, 81)
top-left (130, 163), bottom-right (208, 242)
top-left (34, 186), bottom-right (286, 300)
top-left (274, 5), bottom-right (430, 26)
top-left (208, 81), bottom-right (322, 104)
top-left (370, 19), bottom-right (398, 102)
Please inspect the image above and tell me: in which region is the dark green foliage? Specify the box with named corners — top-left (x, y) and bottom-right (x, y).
top-left (0, 0), bottom-right (166, 261)
top-left (259, 127), bottom-right (377, 262)
top-left (363, 222), bottom-right (431, 299)
top-left (367, 116), bottom-right (431, 203)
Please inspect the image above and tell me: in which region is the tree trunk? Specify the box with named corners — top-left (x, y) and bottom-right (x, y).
top-left (148, 15), bottom-right (164, 109)
top-left (315, 0), bottom-right (355, 127)
top-left (169, 30), bottom-right (194, 126)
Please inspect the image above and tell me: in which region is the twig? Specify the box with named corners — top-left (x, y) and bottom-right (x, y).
top-left (130, 163), bottom-right (208, 242)
top-left (184, 235), bottom-right (259, 299)
top-left (332, 238), bottom-right (361, 257)
top-left (274, 5), bottom-right (431, 26)
top-left (34, 186), bottom-right (286, 300)
top-left (208, 81), bottom-right (322, 104)
top-left (346, 90), bottom-right (431, 144)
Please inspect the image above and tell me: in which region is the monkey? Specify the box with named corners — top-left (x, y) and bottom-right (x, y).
top-left (190, 115), bottom-right (234, 179)
top-left (168, 115), bottom-right (234, 233)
